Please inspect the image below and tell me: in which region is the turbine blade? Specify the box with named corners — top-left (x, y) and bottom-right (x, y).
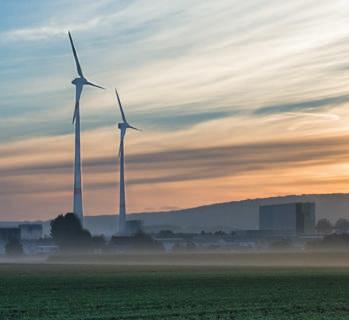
top-left (128, 125), bottom-right (141, 131)
top-left (118, 140), bottom-right (122, 158)
top-left (115, 89), bottom-right (127, 123)
top-left (75, 84), bottom-right (83, 106)
top-left (68, 31), bottom-right (84, 78)
top-left (86, 81), bottom-right (105, 90)
top-left (118, 131), bottom-right (126, 157)
top-left (72, 102), bottom-right (78, 124)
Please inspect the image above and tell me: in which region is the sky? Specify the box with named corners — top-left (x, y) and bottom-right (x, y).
top-left (2, 0), bottom-right (349, 220)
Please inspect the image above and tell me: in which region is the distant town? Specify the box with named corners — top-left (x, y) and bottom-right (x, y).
top-left (0, 193), bottom-right (348, 257)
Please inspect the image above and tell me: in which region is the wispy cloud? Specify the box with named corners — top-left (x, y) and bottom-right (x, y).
top-left (3, 20), bottom-right (99, 41)
top-left (254, 94), bottom-right (349, 115)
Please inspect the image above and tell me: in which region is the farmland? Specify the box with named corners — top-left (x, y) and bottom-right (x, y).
top-left (0, 264), bottom-right (348, 319)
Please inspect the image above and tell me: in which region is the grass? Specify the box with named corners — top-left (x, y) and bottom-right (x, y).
top-left (0, 264), bottom-right (348, 319)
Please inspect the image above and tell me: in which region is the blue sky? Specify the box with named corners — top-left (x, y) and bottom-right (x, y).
top-left (2, 0), bottom-right (349, 220)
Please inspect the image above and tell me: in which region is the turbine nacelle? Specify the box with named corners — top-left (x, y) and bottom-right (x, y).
top-left (118, 122), bottom-right (139, 131)
top-left (72, 77), bottom-right (85, 85)
top-left (71, 77), bottom-right (104, 89)
top-left (118, 122), bottom-right (127, 130)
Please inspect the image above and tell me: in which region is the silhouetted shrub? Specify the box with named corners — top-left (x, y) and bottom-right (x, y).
top-left (316, 218), bottom-right (333, 234)
top-left (335, 218), bottom-right (349, 234)
top-left (109, 231), bottom-right (163, 251)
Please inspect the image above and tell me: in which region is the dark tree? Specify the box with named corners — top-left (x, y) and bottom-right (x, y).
top-left (5, 239), bottom-right (23, 256)
top-left (315, 218), bottom-right (333, 234)
top-left (335, 218), bottom-right (349, 234)
top-left (50, 213), bottom-right (93, 251)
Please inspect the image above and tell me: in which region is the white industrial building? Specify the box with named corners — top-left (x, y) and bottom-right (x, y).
top-left (259, 202), bottom-right (315, 234)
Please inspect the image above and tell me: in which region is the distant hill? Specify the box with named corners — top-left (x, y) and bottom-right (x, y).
top-left (2, 194), bottom-right (349, 236)
top-left (84, 193), bottom-right (349, 236)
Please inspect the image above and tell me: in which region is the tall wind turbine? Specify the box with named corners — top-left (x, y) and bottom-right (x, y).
top-left (115, 89), bottom-right (140, 235)
top-left (68, 31), bottom-right (104, 222)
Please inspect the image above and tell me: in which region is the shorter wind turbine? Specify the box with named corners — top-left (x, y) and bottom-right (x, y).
top-left (68, 31), bottom-right (105, 222)
top-left (115, 89), bottom-right (140, 235)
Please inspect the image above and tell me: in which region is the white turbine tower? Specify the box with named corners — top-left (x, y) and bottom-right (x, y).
top-left (115, 89), bottom-right (140, 235)
top-left (68, 31), bottom-right (104, 222)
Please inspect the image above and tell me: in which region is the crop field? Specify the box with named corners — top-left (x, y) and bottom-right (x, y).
top-left (0, 264), bottom-right (348, 319)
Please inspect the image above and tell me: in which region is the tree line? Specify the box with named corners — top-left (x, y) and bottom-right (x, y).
top-left (316, 218), bottom-right (349, 234)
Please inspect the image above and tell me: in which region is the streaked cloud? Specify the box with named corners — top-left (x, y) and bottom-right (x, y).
top-left (254, 94), bottom-right (349, 115)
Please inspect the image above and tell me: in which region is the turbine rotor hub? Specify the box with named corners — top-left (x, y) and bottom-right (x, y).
top-left (72, 77), bottom-right (86, 85)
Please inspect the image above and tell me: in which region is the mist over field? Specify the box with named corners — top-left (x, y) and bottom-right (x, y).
top-left (1, 251), bottom-right (349, 268)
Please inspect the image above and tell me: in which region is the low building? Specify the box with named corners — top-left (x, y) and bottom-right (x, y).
top-left (19, 224), bottom-right (43, 240)
top-left (0, 227), bottom-right (21, 242)
top-left (0, 227), bottom-right (21, 254)
top-left (259, 202), bottom-right (315, 235)
top-left (22, 238), bottom-right (58, 255)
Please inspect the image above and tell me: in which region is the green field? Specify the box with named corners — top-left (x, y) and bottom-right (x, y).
top-left (0, 264), bottom-right (348, 319)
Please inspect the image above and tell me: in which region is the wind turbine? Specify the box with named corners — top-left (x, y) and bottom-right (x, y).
top-left (68, 31), bottom-right (104, 222)
top-left (115, 89), bottom-right (140, 235)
